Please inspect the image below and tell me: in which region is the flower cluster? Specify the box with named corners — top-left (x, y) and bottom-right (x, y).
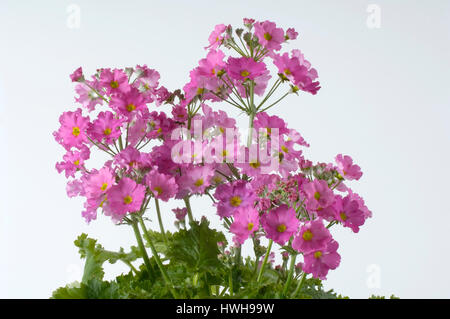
top-left (55, 18), bottom-right (371, 284)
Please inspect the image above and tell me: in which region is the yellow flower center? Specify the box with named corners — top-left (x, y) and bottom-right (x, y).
top-left (72, 126), bottom-right (80, 136)
top-left (314, 191), bottom-right (321, 200)
top-left (103, 128), bottom-right (112, 135)
top-left (197, 87), bottom-right (205, 95)
top-left (123, 195), bottom-right (133, 204)
top-left (284, 68), bottom-right (292, 75)
top-left (266, 127), bottom-right (272, 135)
top-left (211, 68), bottom-right (216, 75)
top-left (230, 196), bottom-right (242, 207)
top-left (194, 178), bottom-right (204, 187)
top-left (340, 212), bottom-right (348, 221)
top-left (213, 176), bottom-right (223, 184)
top-left (126, 104), bottom-right (136, 112)
top-left (249, 161), bottom-right (260, 169)
top-left (277, 224), bottom-right (287, 233)
top-left (314, 251), bottom-right (322, 259)
top-left (302, 230), bottom-right (313, 241)
top-left (73, 160), bottom-right (80, 166)
top-left (281, 145), bottom-right (289, 153)
top-left (247, 222), bottom-right (254, 231)
top-left (222, 150), bottom-right (228, 157)
top-left (100, 183), bottom-right (108, 191)
top-left (154, 186), bottom-right (163, 195)
top-left (240, 70), bottom-right (250, 77)
top-left (264, 32), bottom-right (272, 41)
top-left (110, 81), bottom-right (119, 88)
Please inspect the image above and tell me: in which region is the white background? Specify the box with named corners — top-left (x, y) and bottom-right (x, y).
top-left (1, 0), bottom-right (449, 298)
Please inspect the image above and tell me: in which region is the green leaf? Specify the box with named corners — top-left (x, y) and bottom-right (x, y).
top-left (166, 218), bottom-right (227, 273)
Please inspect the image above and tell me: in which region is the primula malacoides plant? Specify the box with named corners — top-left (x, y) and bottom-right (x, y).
top-left (53, 19), bottom-right (373, 299)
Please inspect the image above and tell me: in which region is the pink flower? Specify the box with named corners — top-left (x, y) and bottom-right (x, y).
top-left (70, 67), bottom-right (84, 82)
top-left (106, 177), bottom-right (146, 217)
top-left (74, 81), bottom-right (103, 112)
top-left (303, 180), bottom-right (335, 210)
top-left (254, 20), bottom-right (285, 51)
top-left (87, 111), bottom-right (124, 144)
top-left (347, 189), bottom-right (372, 219)
top-left (206, 24), bottom-right (227, 50)
top-left (55, 145), bottom-right (90, 178)
top-left (333, 195), bottom-right (366, 233)
top-left (53, 108), bottom-right (90, 150)
top-left (285, 28), bottom-right (298, 40)
top-left (335, 154), bottom-right (362, 181)
top-left (172, 104), bottom-right (188, 123)
top-left (301, 240), bottom-right (340, 280)
top-left (226, 57), bottom-right (268, 81)
top-left (292, 218), bottom-right (331, 254)
top-left (254, 112), bottom-right (289, 136)
top-left (177, 165), bottom-right (215, 196)
top-left (230, 206), bottom-right (260, 245)
top-left (110, 88), bottom-right (146, 118)
top-left (243, 18), bottom-right (255, 27)
top-left (273, 49), bottom-right (320, 95)
top-left (99, 68), bottom-right (130, 95)
top-left (172, 207), bottom-right (188, 221)
top-left (84, 166), bottom-right (115, 199)
top-left (198, 49), bottom-right (226, 79)
top-left (261, 204), bottom-right (299, 245)
top-left (145, 169), bottom-right (178, 202)
top-left (214, 180), bottom-right (256, 218)
top-left (114, 146), bottom-right (142, 173)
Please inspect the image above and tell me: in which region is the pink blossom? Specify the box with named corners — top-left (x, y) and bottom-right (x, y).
top-left (114, 146), bottom-right (142, 173)
top-left (334, 195), bottom-right (366, 233)
top-left (206, 24), bottom-right (227, 50)
top-left (99, 68), bottom-right (130, 95)
top-left (70, 67), bottom-right (84, 82)
top-left (285, 28), bottom-right (298, 40)
top-left (292, 218), bottom-right (331, 254)
top-left (106, 177), bottom-right (146, 218)
top-left (74, 81), bottom-right (103, 112)
top-left (56, 145), bottom-right (90, 178)
top-left (214, 180), bottom-right (256, 218)
top-left (145, 169), bottom-right (178, 202)
top-left (254, 21), bottom-right (285, 51)
top-left (84, 166), bottom-right (115, 199)
top-left (53, 108), bottom-right (90, 150)
top-left (230, 206), bottom-right (260, 245)
top-left (87, 111), bottom-right (124, 144)
top-left (172, 207), bottom-right (188, 221)
top-left (335, 154), bottom-right (362, 181)
top-left (226, 57), bottom-right (268, 81)
top-left (110, 88), bottom-right (146, 118)
top-left (177, 165), bottom-right (215, 196)
top-left (303, 180), bottom-right (335, 210)
top-left (254, 112), bottom-right (289, 136)
top-left (261, 204), bottom-right (299, 245)
top-left (301, 240), bottom-right (340, 280)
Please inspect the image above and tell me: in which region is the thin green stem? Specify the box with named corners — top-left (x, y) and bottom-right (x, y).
top-left (256, 239), bottom-right (273, 284)
top-left (292, 272), bottom-right (306, 298)
top-left (154, 198), bottom-right (168, 245)
top-left (183, 197), bottom-right (194, 224)
top-left (260, 91), bottom-right (290, 113)
top-left (282, 254), bottom-right (297, 296)
top-left (130, 217), bottom-right (153, 277)
top-left (137, 215), bottom-right (179, 299)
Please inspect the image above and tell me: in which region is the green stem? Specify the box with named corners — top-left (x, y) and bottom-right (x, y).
top-left (256, 239), bottom-right (273, 284)
top-left (282, 254), bottom-right (297, 296)
top-left (292, 272), bottom-right (306, 298)
top-left (260, 91), bottom-right (290, 113)
top-left (183, 197), bottom-right (194, 224)
top-left (130, 217), bottom-right (153, 278)
top-left (137, 216), bottom-right (179, 299)
top-left (154, 198), bottom-right (168, 245)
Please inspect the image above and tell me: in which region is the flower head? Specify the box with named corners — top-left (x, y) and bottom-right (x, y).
top-left (106, 177), bottom-right (146, 218)
top-left (214, 180), bottom-right (256, 218)
top-left (230, 206), bottom-right (260, 245)
top-left (335, 154), bottom-right (362, 181)
top-left (261, 204), bottom-right (299, 245)
top-left (301, 240), bottom-right (340, 280)
top-left (145, 169), bottom-right (178, 202)
top-left (292, 218), bottom-right (331, 254)
top-left (254, 20), bottom-right (285, 51)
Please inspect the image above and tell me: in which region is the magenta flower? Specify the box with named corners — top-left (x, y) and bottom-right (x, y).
top-left (110, 88), bottom-right (146, 118)
top-left (177, 165), bottom-right (215, 196)
top-left (285, 28), bottom-right (298, 40)
top-left (53, 108), bottom-right (90, 151)
top-left (292, 218), bottom-right (331, 254)
top-left (114, 146), bottom-right (142, 173)
top-left (70, 67), bottom-right (84, 82)
top-left (254, 112), bottom-right (289, 136)
top-left (333, 195), bottom-right (366, 233)
top-left (172, 207), bottom-right (188, 221)
top-left (55, 145), bottom-right (90, 178)
top-left (87, 111), bottom-right (124, 144)
top-left (84, 166), bottom-right (115, 199)
top-left (261, 204), bottom-right (299, 245)
top-left (254, 20), bottom-right (285, 51)
top-left (145, 169), bottom-right (178, 202)
top-left (106, 177), bottom-right (146, 217)
top-left (75, 81), bottom-right (103, 112)
top-left (226, 57), bottom-right (268, 81)
top-left (99, 68), bottom-right (130, 95)
top-left (206, 24), bottom-right (228, 50)
top-left (335, 154), bottom-right (363, 181)
top-left (230, 206), bottom-right (260, 245)
top-left (301, 240), bottom-right (341, 280)
top-left (303, 180), bottom-right (335, 210)
top-left (214, 180), bottom-right (256, 218)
